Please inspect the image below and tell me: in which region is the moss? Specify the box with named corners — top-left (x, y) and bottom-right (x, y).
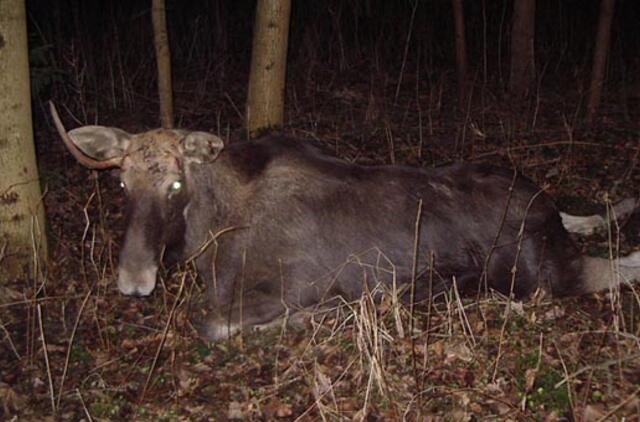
top-left (192, 341), bottom-right (212, 361)
top-left (70, 345), bottom-right (92, 363)
top-left (526, 370), bottom-right (571, 412)
top-left (89, 396), bottom-right (128, 419)
top-left (515, 353), bottom-right (571, 414)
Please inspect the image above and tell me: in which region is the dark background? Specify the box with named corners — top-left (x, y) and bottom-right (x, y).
top-left (27, 0), bottom-right (640, 136)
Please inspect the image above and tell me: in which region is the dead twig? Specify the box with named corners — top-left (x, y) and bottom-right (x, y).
top-left (37, 304), bottom-right (56, 414)
top-left (57, 289), bottom-right (93, 409)
top-left (139, 271), bottom-right (188, 402)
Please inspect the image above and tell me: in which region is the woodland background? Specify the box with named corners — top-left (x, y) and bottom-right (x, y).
top-left (1, 0), bottom-right (640, 420)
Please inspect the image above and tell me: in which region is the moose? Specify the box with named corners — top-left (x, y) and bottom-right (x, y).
top-left (50, 103), bottom-right (640, 341)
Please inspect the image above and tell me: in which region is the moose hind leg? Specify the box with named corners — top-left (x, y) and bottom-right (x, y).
top-left (198, 289), bottom-right (286, 341)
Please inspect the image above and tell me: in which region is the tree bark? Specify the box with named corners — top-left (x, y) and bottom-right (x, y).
top-left (0, 0), bottom-right (48, 280)
top-left (246, 0), bottom-right (292, 136)
top-left (587, 0), bottom-right (615, 125)
top-left (451, 0), bottom-right (468, 108)
top-left (509, 0), bottom-right (536, 98)
top-left (152, 0), bottom-right (174, 128)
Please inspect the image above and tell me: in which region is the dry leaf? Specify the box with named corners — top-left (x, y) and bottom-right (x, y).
top-left (451, 408), bottom-right (471, 422)
top-left (431, 340), bottom-right (445, 357)
top-left (45, 344), bottom-right (65, 353)
top-left (0, 382), bottom-right (26, 415)
top-left (227, 401), bottom-right (245, 419)
top-left (543, 411), bottom-right (560, 422)
top-left (624, 396), bottom-right (640, 412)
top-left (314, 369), bottom-right (333, 398)
top-left (524, 368), bottom-right (537, 391)
top-left (542, 305), bottom-right (565, 321)
top-left (581, 404), bottom-right (605, 422)
top-left (444, 341), bottom-right (473, 364)
top-left (176, 368), bottom-right (199, 396)
top-left (276, 402), bottom-right (293, 417)
top-left (511, 301), bottom-right (525, 317)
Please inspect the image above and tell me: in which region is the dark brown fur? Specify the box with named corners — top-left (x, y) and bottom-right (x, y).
top-left (183, 136), bottom-right (585, 339)
top-left (54, 115), bottom-right (639, 341)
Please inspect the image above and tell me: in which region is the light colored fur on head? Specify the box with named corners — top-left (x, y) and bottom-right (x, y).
top-left (580, 251), bottom-right (640, 294)
top-left (118, 265), bottom-right (158, 296)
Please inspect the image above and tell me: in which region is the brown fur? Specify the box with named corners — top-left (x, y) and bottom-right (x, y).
top-left (56, 123), bottom-right (639, 341)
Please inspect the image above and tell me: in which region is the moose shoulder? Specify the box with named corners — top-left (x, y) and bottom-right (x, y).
top-left (50, 104), bottom-right (640, 341)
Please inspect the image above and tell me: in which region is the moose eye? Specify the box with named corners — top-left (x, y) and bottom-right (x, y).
top-left (170, 180), bottom-right (182, 192)
top-left (119, 181), bottom-right (126, 189)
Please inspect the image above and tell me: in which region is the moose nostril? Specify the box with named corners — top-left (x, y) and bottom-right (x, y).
top-left (130, 289), bottom-right (149, 298)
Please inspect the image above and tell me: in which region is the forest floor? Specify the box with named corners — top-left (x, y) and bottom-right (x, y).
top-left (2, 67), bottom-right (640, 421)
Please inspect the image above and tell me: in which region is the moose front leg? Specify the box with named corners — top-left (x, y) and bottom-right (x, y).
top-left (194, 244), bottom-right (291, 341)
top-left (198, 289), bottom-right (287, 341)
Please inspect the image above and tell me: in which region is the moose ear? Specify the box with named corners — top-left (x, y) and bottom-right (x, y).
top-left (67, 126), bottom-right (133, 160)
top-left (181, 132), bottom-right (224, 164)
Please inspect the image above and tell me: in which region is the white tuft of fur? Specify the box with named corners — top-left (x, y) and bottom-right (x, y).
top-left (618, 250), bottom-right (640, 268)
top-left (560, 213), bottom-right (605, 235)
top-left (580, 253), bottom-right (640, 294)
top-left (561, 197), bottom-right (638, 235)
top-left (203, 321), bottom-right (241, 341)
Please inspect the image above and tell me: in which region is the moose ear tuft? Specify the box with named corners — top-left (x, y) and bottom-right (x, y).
top-left (181, 132), bottom-right (224, 164)
top-left (67, 126), bottom-right (132, 160)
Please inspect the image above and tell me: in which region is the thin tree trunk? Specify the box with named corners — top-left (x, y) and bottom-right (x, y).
top-left (451, 0), bottom-right (468, 108)
top-left (0, 0), bottom-right (48, 280)
top-left (246, 0), bottom-right (292, 136)
top-left (587, 0), bottom-right (615, 125)
top-left (509, 0), bottom-right (536, 98)
top-left (152, 0), bottom-right (174, 128)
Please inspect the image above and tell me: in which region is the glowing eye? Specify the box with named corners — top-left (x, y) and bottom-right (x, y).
top-left (170, 180), bottom-right (182, 191)
top-left (120, 181), bottom-right (126, 189)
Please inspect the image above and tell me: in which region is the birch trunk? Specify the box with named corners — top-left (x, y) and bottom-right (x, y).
top-left (587, 0), bottom-right (615, 125)
top-left (452, 0), bottom-right (468, 108)
top-left (509, 0), bottom-right (536, 98)
top-left (152, 0), bottom-right (174, 128)
top-left (0, 0), bottom-right (48, 280)
top-left (246, 0), bottom-right (292, 136)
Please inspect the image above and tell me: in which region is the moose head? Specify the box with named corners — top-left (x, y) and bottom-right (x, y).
top-left (50, 103), bottom-right (224, 296)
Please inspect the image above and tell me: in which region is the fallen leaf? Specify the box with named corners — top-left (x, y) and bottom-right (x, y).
top-left (542, 305), bottom-right (565, 321)
top-left (524, 368), bottom-right (537, 391)
top-left (45, 344), bottom-right (66, 353)
top-left (451, 407), bottom-right (471, 422)
top-left (276, 402), bottom-right (293, 417)
top-left (0, 382), bottom-right (26, 415)
top-left (227, 401), bottom-right (245, 419)
top-left (176, 368), bottom-right (199, 396)
top-left (313, 363), bottom-right (333, 398)
top-left (444, 341), bottom-right (473, 364)
top-left (581, 404), bottom-right (605, 422)
top-left (511, 301), bottom-right (525, 317)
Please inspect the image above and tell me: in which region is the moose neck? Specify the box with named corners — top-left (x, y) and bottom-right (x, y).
top-left (182, 153), bottom-right (250, 257)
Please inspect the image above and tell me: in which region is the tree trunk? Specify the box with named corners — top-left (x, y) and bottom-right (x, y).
top-left (152, 0), bottom-right (174, 128)
top-left (0, 0), bottom-right (48, 280)
top-left (586, 0), bottom-right (615, 125)
top-left (509, 0), bottom-right (536, 98)
top-left (246, 0), bottom-right (292, 136)
top-left (451, 0), bottom-right (468, 108)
